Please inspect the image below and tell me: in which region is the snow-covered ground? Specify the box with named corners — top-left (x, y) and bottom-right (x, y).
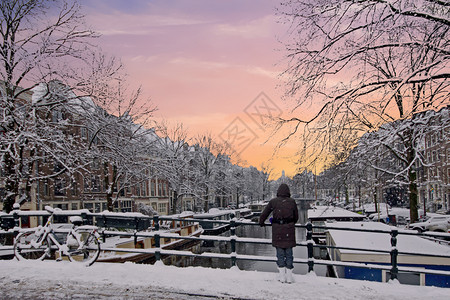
top-left (1, 260), bottom-right (448, 299)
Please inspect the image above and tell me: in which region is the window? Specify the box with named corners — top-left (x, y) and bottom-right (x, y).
top-left (431, 134), bottom-right (436, 146)
top-left (81, 127), bottom-right (87, 139)
top-left (158, 182), bottom-right (162, 196)
top-left (135, 184), bottom-right (141, 196)
top-left (44, 179), bottom-right (50, 196)
top-left (71, 181), bottom-right (77, 196)
top-left (121, 200), bottom-right (132, 212)
top-left (83, 177), bottom-right (90, 192)
top-left (55, 203), bottom-right (68, 210)
top-left (141, 182), bottom-right (147, 197)
top-left (84, 203), bottom-right (93, 212)
top-left (52, 110), bottom-right (65, 123)
top-left (92, 158), bottom-right (100, 169)
top-left (158, 203), bottom-right (167, 214)
top-left (91, 175), bottom-right (101, 192)
top-left (71, 203), bottom-right (78, 210)
top-left (151, 181), bottom-right (156, 197)
top-left (54, 178), bottom-right (66, 196)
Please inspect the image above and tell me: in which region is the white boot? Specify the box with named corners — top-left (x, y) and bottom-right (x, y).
top-left (278, 267), bottom-right (286, 282)
top-left (286, 268), bottom-right (294, 283)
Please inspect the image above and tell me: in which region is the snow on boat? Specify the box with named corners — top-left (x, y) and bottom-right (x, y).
top-left (308, 206), bottom-right (367, 241)
top-left (326, 221), bottom-right (450, 288)
top-left (97, 212), bottom-right (203, 263)
top-left (193, 208), bottom-right (234, 235)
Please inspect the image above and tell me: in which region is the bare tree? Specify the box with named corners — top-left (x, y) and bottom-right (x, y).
top-left (277, 0), bottom-right (449, 221)
top-left (190, 133), bottom-right (236, 212)
top-left (0, 0), bottom-right (155, 213)
top-left (259, 163), bottom-right (273, 201)
top-left (151, 122), bottom-right (196, 214)
top-left (0, 0), bottom-right (100, 212)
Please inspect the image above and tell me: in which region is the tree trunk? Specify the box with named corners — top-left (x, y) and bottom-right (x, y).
top-left (172, 191), bottom-right (178, 214)
top-left (345, 183), bottom-right (349, 205)
top-left (373, 186), bottom-right (378, 213)
top-left (105, 163), bottom-right (115, 212)
top-left (409, 168), bottom-right (419, 223)
top-left (3, 152), bottom-right (17, 213)
top-left (203, 187), bottom-right (209, 212)
top-left (406, 139), bottom-right (419, 223)
top-left (3, 85), bottom-right (18, 213)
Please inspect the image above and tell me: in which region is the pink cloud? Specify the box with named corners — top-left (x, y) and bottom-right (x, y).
top-left (79, 0), bottom-right (295, 178)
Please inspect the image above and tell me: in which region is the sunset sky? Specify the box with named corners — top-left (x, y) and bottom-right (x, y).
top-left (78, 0), bottom-right (299, 179)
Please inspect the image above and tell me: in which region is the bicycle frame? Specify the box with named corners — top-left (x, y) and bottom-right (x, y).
top-left (26, 213), bottom-right (74, 259)
top-left (15, 207), bottom-right (101, 265)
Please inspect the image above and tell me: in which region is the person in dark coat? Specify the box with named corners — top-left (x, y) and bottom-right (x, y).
top-left (259, 183), bottom-right (299, 283)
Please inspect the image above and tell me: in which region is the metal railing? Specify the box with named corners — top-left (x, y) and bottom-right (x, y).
top-left (1, 208), bottom-right (449, 286)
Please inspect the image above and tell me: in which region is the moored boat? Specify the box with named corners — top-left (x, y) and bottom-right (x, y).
top-left (246, 202), bottom-right (268, 221)
top-left (326, 221), bottom-right (450, 288)
top-left (97, 212), bottom-right (203, 263)
top-left (308, 206), bottom-right (367, 242)
top-left (193, 208), bottom-right (233, 235)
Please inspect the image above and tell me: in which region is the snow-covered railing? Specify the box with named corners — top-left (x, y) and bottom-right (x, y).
top-left (1, 208), bottom-right (449, 287)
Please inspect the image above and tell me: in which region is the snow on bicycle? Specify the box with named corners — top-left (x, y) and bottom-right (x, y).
top-left (14, 206), bottom-right (101, 266)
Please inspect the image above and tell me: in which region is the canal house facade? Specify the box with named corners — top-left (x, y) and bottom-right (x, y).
top-left (0, 82), bottom-right (170, 220)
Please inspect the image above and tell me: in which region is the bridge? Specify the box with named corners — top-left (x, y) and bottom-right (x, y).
top-left (1, 258), bottom-right (449, 299)
top-left (1, 207), bottom-right (450, 297)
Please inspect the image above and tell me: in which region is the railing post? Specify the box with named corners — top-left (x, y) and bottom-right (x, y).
top-left (306, 222), bottom-right (314, 273)
top-left (230, 218), bottom-right (237, 267)
top-left (81, 211), bottom-right (88, 225)
top-left (154, 215), bottom-right (161, 262)
top-left (12, 203), bottom-right (20, 228)
top-left (133, 230), bottom-right (138, 247)
top-left (134, 217), bottom-right (139, 231)
top-left (12, 204), bottom-right (21, 243)
top-left (390, 229), bottom-right (398, 281)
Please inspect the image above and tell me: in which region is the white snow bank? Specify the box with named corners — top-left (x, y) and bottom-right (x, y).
top-left (0, 260), bottom-right (448, 299)
top-left (327, 222), bottom-right (450, 256)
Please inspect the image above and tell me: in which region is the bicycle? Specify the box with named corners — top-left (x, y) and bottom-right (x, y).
top-left (14, 206), bottom-right (101, 266)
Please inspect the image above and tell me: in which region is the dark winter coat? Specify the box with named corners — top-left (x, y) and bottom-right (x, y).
top-left (259, 184), bottom-right (299, 248)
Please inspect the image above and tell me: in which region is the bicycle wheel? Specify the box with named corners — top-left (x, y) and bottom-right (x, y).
top-left (14, 231), bottom-right (50, 261)
top-left (66, 230), bottom-right (100, 266)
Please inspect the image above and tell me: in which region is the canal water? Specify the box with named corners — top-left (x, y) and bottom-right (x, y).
top-left (164, 224), bottom-right (327, 276)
